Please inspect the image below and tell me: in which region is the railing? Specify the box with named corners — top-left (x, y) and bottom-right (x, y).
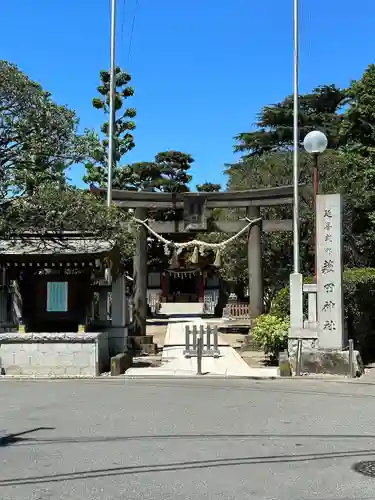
top-left (303, 283), bottom-right (317, 330)
top-left (203, 291), bottom-right (219, 314)
top-left (222, 303), bottom-right (250, 320)
top-left (204, 290), bottom-right (219, 302)
top-left (184, 324), bottom-right (220, 359)
top-left (288, 283), bottom-right (319, 355)
top-left (148, 294), bottom-right (161, 313)
top-left (203, 297), bottom-right (216, 314)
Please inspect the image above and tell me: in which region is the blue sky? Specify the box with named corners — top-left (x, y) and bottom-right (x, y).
top-left (3, 0), bottom-right (375, 189)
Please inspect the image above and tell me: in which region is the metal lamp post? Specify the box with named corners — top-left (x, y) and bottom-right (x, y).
top-left (303, 130), bottom-right (328, 281)
top-left (303, 130), bottom-right (328, 196)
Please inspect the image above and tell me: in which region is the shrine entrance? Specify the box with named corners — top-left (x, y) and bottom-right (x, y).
top-left (92, 184), bottom-right (306, 336)
top-left (166, 269), bottom-right (201, 303)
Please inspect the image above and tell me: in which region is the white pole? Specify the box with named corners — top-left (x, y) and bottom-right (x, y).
top-left (107, 0), bottom-right (117, 207)
top-left (292, 0), bottom-right (300, 273)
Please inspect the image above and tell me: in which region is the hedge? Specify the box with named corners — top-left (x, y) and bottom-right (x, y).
top-left (251, 314), bottom-right (290, 361)
top-left (269, 268), bottom-right (375, 362)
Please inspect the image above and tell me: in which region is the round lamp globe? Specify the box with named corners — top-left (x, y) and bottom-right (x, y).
top-left (303, 130), bottom-right (328, 154)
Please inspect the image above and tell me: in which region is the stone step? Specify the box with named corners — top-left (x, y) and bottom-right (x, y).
top-left (159, 302), bottom-right (204, 316)
top-left (129, 335), bottom-right (158, 355)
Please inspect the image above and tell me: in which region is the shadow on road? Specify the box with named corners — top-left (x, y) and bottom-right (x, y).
top-left (6, 432), bottom-right (375, 447)
top-left (0, 446), bottom-right (374, 486)
top-left (0, 427), bottom-right (55, 447)
top-left (146, 319), bottom-right (192, 326)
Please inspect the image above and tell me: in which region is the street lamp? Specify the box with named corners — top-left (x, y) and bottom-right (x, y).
top-left (303, 130), bottom-right (328, 282)
top-left (303, 130), bottom-right (328, 196)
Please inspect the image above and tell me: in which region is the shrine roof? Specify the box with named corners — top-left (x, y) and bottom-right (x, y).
top-left (0, 234), bottom-right (115, 258)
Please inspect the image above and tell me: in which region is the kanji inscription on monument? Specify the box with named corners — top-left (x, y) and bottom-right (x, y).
top-left (316, 194), bottom-right (345, 349)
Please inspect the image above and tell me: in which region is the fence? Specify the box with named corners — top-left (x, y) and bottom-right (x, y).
top-left (203, 296), bottom-right (216, 314)
top-left (203, 291), bottom-right (219, 314)
top-left (302, 283), bottom-right (318, 330)
top-left (184, 324), bottom-right (220, 359)
top-left (148, 294), bottom-right (161, 313)
top-left (222, 303), bottom-right (250, 320)
top-left (99, 293), bottom-right (158, 324)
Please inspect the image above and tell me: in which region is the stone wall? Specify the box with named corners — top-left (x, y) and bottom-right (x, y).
top-left (0, 332), bottom-right (109, 377)
top-left (289, 348), bottom-right (364, 377)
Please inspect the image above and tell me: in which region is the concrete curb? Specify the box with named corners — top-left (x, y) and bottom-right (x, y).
top-left (1, 374), bottom-right (373, 383)
top-left (122, 374), bottom-right (371, 383)
top-left (123, 374), bottom-right (279, 380)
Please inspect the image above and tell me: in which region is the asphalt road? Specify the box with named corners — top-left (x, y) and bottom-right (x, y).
top-left (2, 378), bottom-right (375, 500)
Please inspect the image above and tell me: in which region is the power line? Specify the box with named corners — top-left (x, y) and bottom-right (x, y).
top-left (127, 0), bottom-right (139, 65)
top-left (119, 0), bottom-right (139, 67)
top-left (120, 0), bottom-right (127, 43)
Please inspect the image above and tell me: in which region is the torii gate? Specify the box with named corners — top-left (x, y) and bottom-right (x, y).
top-left (92, 185), bottom-right (306, 336)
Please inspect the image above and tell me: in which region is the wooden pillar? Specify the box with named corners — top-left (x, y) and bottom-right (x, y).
top-left (12, 280), bottom-right (22, 325)
top-left (98, 289), bottom-right (107, 320)
top-left (198, 272), bottom-right (204, 302)
top-left (133, 207), bottom-right (148, 336)
top-left (247, 206), bottom-right (263, 319)
top-left (161, 272), bottom-right (167, 302)
top-left (0, 288), bottom-right (7, 329)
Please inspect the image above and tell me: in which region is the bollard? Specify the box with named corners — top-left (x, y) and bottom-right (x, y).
top-left (348, 339), bottom-right (355, 378)
top-left (295, 338), bottom-right (302, 376)
top-left (278, 350), bottom-right (292, 377)
top-left (192, 325), bottom-right (198, 350)
top-left (206, 324), bottom-right (211, 350)
top-left (185, 325), bottom-right (190, 351)
top-left (213, 325), bottom-right (218, 352)
top-left (196, 335), bottom-right (203, 375)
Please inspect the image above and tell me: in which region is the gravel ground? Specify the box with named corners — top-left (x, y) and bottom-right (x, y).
top-left (2, 378), bottom-right (375, 500)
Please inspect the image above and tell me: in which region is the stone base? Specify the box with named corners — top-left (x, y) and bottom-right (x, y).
top-left (129, 335), bottom-right (158, 355)
top-left (111, 352), bottom-right (133, 375)
top-left (290, 348), bottom-right (365, 377)
top-left (278, 351), bottom-right (292, 377)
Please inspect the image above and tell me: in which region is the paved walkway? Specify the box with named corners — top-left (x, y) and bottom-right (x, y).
top-left (126, 315), bottom-right (278, 378)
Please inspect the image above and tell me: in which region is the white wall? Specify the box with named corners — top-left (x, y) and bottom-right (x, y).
top-left (0, 332), bottom-right (108, 377)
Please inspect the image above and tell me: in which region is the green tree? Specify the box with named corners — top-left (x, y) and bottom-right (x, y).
top-left (112, 151), bottom-right (194, 194)
top-left (153, 151), bottom-right (193, 193)
top-left (114, 162), bottom-right (161, 191)
top-left (339, 65), bottom-right (375, 263)
top-left (234, 85), bottom-right (347, 158)
top-left (83, 67), bottom-right (136, 187)
top-left (342, 64), bottom-right (375, 157)
top-left (196, 182), bottom-right (221, 192)
top-left (203, 150), bottom-right (370, 307)
top-left (1, 184), bottom-right (134, 263)
top-left (0, 60), bottom-right (91, 195)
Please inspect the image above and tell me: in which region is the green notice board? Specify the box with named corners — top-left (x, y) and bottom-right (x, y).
top-left (46, 281), bottom-right (68, 312)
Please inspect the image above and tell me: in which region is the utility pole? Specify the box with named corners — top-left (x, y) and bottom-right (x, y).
top-left (107, 0), bottom-right (117, 207)
top-left (292, 0), bottom-right (300, 274)
top-left (289, 0), bottom-right (304, 335)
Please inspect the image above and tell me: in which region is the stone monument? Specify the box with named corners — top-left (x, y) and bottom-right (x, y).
top-left (316, 194), bottom-right (346, 349)
top-left (288, 193), bottom-right (364, 376)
